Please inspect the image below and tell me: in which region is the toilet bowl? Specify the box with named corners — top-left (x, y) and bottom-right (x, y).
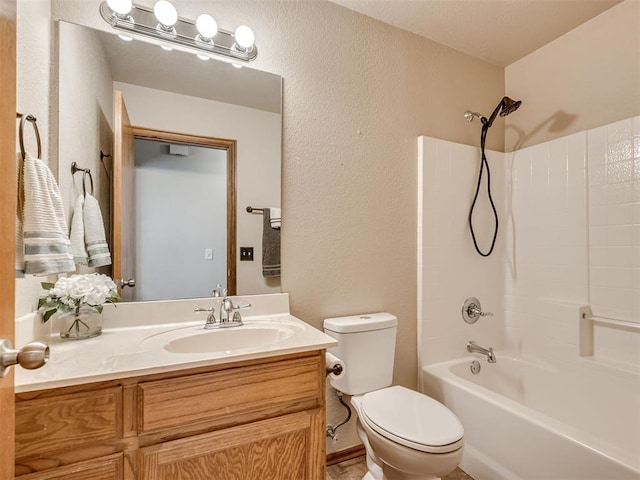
top-left (352, 386), bottom-right (463, 480)
top-left (323, 313), bottom-right (464, 480)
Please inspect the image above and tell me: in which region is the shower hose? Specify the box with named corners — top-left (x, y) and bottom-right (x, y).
top-left (468, 125), bottom-right (499, 257)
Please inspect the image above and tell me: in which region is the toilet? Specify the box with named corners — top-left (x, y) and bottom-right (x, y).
top-left (324, 313), bottom-right (464, 480)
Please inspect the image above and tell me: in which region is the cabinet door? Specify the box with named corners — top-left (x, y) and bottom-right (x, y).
top-left (139, 410), bottom-right (325, 480)
top-left (17, 453), bottom-right (123, 480)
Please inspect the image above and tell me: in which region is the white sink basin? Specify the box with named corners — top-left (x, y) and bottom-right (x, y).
top-left (140, 319), bottom-right (305, 354)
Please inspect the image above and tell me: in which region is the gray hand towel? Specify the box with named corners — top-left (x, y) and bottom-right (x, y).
top-left (262, 208), bottom-right (280, 277)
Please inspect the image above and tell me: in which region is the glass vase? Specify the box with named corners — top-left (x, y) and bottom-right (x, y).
top-left (58, 305), bottom-right (103, 340)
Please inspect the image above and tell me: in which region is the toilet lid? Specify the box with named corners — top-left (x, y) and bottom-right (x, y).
top-left (360, 386), bottom-right (464, 454)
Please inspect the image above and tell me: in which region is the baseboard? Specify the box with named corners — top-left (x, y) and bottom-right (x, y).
top-left (326, 444), bottom-right (366, 466)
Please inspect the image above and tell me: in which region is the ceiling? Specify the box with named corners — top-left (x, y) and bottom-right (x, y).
top-left (329, 0), bottom-right (623, 67)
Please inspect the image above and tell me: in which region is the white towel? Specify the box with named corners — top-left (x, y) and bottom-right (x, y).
top-left (22, 152), bottom-right (75, 275)
top-left (69, 194), bottom-right (88, 265)
top-left (83, 193), bottom-right (111, 267)
top-left (269, 207), bottom-right (281, 229)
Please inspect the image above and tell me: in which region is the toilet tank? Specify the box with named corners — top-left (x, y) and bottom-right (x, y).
top-left (323, 312), bottom-right (397, 395)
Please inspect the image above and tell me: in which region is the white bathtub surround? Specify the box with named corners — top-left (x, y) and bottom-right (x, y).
top-left (422, 357), bottom-right (639, 480)
top-left (15, 293), bottom-right (337, 393)
top-left (418, 116), bottom-right (640, 480)
top-left (587, 117), bottom-right (640, 324)
top-left (506, 117), bottom-right (640, 369)
top-left (417, 137), bottom-right (505, 368)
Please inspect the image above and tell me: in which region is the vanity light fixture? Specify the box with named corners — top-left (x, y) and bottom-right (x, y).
top-left (99, 0), bottom-right (257, 63)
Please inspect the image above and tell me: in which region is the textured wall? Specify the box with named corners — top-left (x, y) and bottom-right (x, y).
top-left (17, 0), bottom-right (505, 454)
top-left (47, 0), bottom-right (503, 383)
top-left (505, 0), bottom-right (640, 151)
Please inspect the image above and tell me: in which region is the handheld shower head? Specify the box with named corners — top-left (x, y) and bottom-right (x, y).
top-left (482, 96), bottom-right (522, 129)
top-left (500, 96), bottom-right (521, 117)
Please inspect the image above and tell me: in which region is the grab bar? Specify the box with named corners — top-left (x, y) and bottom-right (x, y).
top-left (581, 312), bottom-right (640, 331)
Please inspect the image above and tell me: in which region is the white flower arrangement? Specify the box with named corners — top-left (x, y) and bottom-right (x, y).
top-left (38, 273), bottom-right (121, 322)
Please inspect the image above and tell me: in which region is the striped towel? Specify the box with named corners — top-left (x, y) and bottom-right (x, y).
top-left (69, 194), bottom-right (88, 265)
top-left (83, 193), bottom-right (111, 267)
top-left (22, 153), bottom-right (75, 275)
top-left (269, 207), bottom-right (281, 229)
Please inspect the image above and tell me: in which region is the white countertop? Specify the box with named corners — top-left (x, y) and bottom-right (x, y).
top-left (15, 294), bottom-right (337, 393)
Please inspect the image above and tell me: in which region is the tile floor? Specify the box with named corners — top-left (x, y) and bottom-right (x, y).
top-left (326, 456), bottom-right (473, 480)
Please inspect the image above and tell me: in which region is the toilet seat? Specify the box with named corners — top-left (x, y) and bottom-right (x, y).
top-left (359, 385), bottom-right (464, 454)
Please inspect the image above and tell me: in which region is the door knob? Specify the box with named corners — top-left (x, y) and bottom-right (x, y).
top-left (0, 339), bottom-right (50, 377)
top-left (119, 278), bottom-right (136, 288)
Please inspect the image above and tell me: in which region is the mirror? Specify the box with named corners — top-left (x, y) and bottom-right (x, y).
top-left (57, 21), bottom-right (282, 301)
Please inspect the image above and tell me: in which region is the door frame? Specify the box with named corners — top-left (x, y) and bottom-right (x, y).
top-left (0, 0), bottom-right (17, 476)
top-left (131, 127), bottom-right (237, 295)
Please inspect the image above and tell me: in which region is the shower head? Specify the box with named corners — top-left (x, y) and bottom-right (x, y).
top-left (482, 96), bottom-right (522, 129)
top-left (500, 96), bottom-right (522, 117)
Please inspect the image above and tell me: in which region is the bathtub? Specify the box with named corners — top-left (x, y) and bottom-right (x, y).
top-left (422, 356), bottom-right (640, 480)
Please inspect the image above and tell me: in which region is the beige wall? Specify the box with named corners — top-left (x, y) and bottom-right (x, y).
top-left (505, 0), bottom-right (640, 151)
top-left (16, 0), bottom-right (505, 453)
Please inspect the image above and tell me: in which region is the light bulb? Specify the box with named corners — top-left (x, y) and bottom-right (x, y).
top-left (232, 63), bottom-right (242, 69)
top-left (107, 0), bottom-right (132, 16)
top-left (118, 34), bottom-right (133, 41)
top-left (196, 14), bottom-right (218, 40)
top-left (234, 25), bottom-right (255, 50)
top-left (196, 53), bottom-right (210, 61)
top-left (161, 44), bottom-right (173, 51)
top-left (154, 0), bottom-right (178, 27)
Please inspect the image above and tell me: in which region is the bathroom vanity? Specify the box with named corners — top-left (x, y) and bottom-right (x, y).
top-left (14, 294), bottom-right (335, 480)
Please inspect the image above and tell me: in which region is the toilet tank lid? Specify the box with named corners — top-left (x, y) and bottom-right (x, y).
top-left (323, 312), bottom-right (397, 333)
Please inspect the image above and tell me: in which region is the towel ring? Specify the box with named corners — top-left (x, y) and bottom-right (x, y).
top-left (71, 162), bottom-right (94, 196)
top-left (17, 113), bottom-right (42, 161)
top-left (82, 170), bottom-right (94, 197)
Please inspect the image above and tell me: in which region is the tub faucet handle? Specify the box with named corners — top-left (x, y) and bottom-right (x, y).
top-left (462, 297), bottom-right (493, 324)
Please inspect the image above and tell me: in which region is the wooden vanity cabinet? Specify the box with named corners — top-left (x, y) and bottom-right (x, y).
top-left (15, 351), bottom-right (326, 480)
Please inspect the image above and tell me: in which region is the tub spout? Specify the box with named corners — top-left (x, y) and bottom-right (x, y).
top-left (467, 341), bottom-right (496, 363)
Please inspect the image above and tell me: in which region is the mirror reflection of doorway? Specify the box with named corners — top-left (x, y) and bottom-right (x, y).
top-left (112, 114), bottom-right (237, 300)
top-left (134, 138), bottom-right (228, 301)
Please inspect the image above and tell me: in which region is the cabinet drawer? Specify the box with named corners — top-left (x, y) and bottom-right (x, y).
top-left (17, 453), bottom-right (123, 480)
top-left (139, 412), bottom-right (314, 480)
top-left (15, 387), bottom-right (123, 459)
top-left (138, 355), bottom-right (322, 434)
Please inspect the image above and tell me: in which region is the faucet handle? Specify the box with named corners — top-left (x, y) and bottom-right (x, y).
top-left (194, 307), bottom-right (214, 313)
top-left (232, 303), bottom-right (252, 310)
top-left (194, 307), bottom-right (218, 328)
top-left (462, 297), bottom-right (493, 324)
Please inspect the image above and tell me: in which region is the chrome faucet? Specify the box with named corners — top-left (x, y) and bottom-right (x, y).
top-left (211, 284), bottom-right (226, 297)
top-left (467, 341), bottom-right (496, 363)
top-left (219, 296), bottom-right (252, 326)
